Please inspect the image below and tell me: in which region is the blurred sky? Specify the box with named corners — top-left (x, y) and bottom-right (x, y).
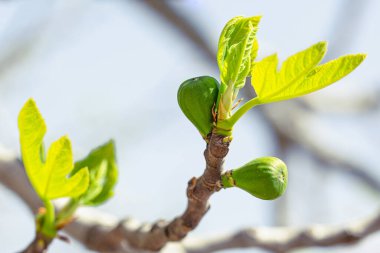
top-left (0, 0), bottom-right (379, 252)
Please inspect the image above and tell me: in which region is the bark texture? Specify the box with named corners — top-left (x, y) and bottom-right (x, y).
top-left (2, 146), bottom-right (380, 253)
top-left (20, 232), bottom-right (52, 253)
top-left (84, 132), bottom-right (230, 251)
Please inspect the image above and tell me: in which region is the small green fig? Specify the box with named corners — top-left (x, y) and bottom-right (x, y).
top-left (177, 76), bottom-right (219, 138)
top-left (221, 157), bottom-right (288, 200)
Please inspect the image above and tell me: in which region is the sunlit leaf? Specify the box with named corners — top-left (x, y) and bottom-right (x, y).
top-left (226, 43), bottom-right (366, 129)
top-left (279, 54), bottom-right (367, 100)
top-left (251, 42), bottom-right (365, 104)
top-left (218, 16), bottom-right (261, 89)
top-left (217, 16), bottom-right (242, 71)
top-left (252, 42), bottom-right (326, 100)
top-left (216, 16), bottom-right (261, 121)
top-left (250, 39), bottom-right (259, 69)
top-left (18, 99), bottom-right (89, 200)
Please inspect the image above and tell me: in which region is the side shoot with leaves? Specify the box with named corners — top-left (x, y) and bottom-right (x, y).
top-left (18, 99), bottom-right (118, 252)
top-left (178, 16), bottom-right (365, 199)
top-left (16, 14), bottom-right (365, 253)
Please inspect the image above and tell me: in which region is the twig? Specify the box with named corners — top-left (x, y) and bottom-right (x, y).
top-left (1, 131), bottom-right (231, 252)
top-left (81, 132), bottom-right (230, 251)
top-left (137, 0), bottom-right (380, 194)
top-left (2, 149), bottom-right (380, 253)
top-left (20, 233), bottom-right (52, 253)
top-left (184, 211), bottom-right (380, 253)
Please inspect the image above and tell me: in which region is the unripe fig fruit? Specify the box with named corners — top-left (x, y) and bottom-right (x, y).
top-left (177, 76), bottom-right (219, 138)
top-left (222, 157), bottom-right (288, 200)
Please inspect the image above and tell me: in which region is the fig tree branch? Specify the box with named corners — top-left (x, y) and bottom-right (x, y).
top-left (184, 212), bottom-right (380, 253)
top-left (2, 149), bottom-right (380, 253)
top-left (138, 0), bottom-right (380, 194)
top-left (79, 132), bottom-right (230, 251)
top-left (1, 131), bottom-right (231, 252)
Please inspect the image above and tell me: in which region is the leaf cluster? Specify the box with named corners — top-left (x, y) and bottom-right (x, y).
top-left (177, 15), bottom-right (366, 200)
top-left (18, 99), bottom-right (118, 237)
top-left (215, 16), bottom-right (365, 134)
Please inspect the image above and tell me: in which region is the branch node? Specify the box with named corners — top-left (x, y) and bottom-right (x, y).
top-left (187, 177), bottom-right (202, 202)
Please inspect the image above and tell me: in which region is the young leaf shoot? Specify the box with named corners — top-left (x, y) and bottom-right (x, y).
top-left (18, 98), bottom-right (90, 237)
top-left (213, 17), bottom-right (366, 136)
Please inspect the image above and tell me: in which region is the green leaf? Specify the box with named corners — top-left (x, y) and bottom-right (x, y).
top-left (72, 140), bottom-right (118, 206)
top-left (218, 16), bottom-right (261, 89)
top-left (252, 41), bottom-right (327, 101)
top-left (18, 99), bottom-right (89, 200)
top-left (217, 16), bottom-right (242, 71)
top-left (216, 16), bottom-right (261, 122)
top-left (250, 39), bottom-right (259, 69)
top-left (251, 42), bottom-right (366, 104)
top-left (225, 43), bottom-right (366, 130)
top-left (250, 53), bottom-right (279, 98)
top-left (278, 54), bottom-right (366, 101)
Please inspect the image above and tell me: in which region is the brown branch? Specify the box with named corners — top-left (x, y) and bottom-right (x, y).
top-left (138, 0), bottom-right (380, 195)
top-left (2, 149), bottom-right (380, 253)
top-left (1, 2), bottom-right (377, 252)
top-left (82, 132), bottom-right (230, 251)
top-left (0, 132), bottom-right (230, 252)
top-left (185, 211), bottom-right (380, 253)
top-left (0, 153), bottom-right (53, 253)
top-left (20, 233), bottom-right (52, 253)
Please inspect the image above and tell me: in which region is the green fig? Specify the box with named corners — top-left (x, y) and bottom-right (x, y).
top-left (177, 76), bottom-right (219, 138)
top-left (221, 157), bottom-right (288, 200)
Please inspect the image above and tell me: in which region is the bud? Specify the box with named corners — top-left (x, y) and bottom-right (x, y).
top-left (216, 16), bottom-right (261, 122)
